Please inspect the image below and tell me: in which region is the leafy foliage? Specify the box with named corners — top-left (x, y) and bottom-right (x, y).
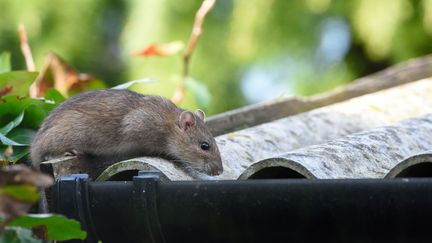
top-left (0, 51), bottom-right (88, 241)
top-left (9, 214), bottom-right (87, 241)
top-left (0, 111), bottom-right (24, 135)
top-left (0, 166), bottom-right (85, 241)
top-left (0, 96), bottom-right (57, 163)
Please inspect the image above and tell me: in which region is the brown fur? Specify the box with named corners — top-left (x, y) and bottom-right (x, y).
top-left (30, 89), bottom-right (223, 177)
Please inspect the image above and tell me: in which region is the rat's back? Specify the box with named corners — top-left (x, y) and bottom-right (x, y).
top-left (30, 89), bottom-right (164, 167)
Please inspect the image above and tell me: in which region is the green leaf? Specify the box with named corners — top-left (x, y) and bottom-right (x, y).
top-left (8, 128), bottom-right (35, 145)
top-left (0, 52), bottom-right (11, 73)
top-left (0, 71), bottom-right (38, 97)
top-left (43, 88), bottom-right (65, 103)
top-left (0, 111), bottom-right (24, 135)
top-left (21, 100), bottom-right (56, 129)
top-left (0, 96), bottom-right (57, 130)
top-left (9, 214), bottom-right (87, 241)
top-left (0, 128), bottom-right (35, 163)
top-left (0, 133), bottom-right (26, 146)
top-left (0, 71), bottom-right (38, 83)
top-left (185, 77), bottom-right (211, 108)
top-left (0, 227), bottom-right (42, 243)
top-left (0, 185), bottom-right (39, 203)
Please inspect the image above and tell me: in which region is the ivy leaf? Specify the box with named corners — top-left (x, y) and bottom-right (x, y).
top-left (9, 214), bottom-right (87, 241)
top-left (133, 41), bottom-right (184, 57)
top-left (0, 111), bottom-right (25, 135)
top-left (185, 77), bottom-right (211, 108)
top-left (0, 51), bottom-right (11, 73)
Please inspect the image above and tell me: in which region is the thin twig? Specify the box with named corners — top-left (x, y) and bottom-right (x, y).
top-left (19, 24), bottom-right (40, 97)
top-left (18, 24), bottom-right (36, 72)
top-left (172, 0), bottom-right (217, 104)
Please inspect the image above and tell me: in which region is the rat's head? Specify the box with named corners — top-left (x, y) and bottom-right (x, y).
top-left (167, 109), bottom-right (223, 176)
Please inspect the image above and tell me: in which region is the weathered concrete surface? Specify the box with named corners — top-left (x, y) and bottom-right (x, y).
top-left (240, 114), bottom-right (432, 179)
top-left (95, 158), bottom-right (188, 181)
top-left (218, 79), bottom-right (432, 179)
top-left (385, 152), bottom-right (432, 178)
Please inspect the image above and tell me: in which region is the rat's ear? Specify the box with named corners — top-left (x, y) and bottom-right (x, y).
top-left (195, 109), bottom-right (205, 121)
top-left (179, 111), bottom-right (196, 131)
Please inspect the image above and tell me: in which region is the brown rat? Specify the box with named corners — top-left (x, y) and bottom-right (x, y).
top-left (30, 89), bottom-right (223, 178)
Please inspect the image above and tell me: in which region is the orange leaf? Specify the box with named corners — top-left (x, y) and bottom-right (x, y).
top-left (29, 53), bottom-right (99, 98)
top-left (133, 41), bottom-right (184, 57)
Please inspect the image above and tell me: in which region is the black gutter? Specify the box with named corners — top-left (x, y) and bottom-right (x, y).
top-left (53, 172), bottom-right (432, 243)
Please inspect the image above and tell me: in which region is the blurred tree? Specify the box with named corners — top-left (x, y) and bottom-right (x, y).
top-left (0, 0), bottom-right (127, 84)
top-left (0, 0), bottom-right (431, 115)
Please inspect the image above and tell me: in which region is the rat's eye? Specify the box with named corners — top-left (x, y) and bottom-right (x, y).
top-left (200, 142), bottom-right (210, 150)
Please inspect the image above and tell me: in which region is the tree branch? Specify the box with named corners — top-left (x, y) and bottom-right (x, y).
top-left (172, 0), bottom-right (217, 104)
top-left (18, 24), bottom-right (35, 72)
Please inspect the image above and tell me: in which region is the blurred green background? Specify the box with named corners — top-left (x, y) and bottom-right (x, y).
top-left (0, 0), bottom-right (431, 115)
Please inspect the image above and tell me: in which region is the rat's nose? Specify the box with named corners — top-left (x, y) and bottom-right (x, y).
top-left (211, 168), bottom-right (219, 176)
top-left (211, 165), bottom-right (223, 176)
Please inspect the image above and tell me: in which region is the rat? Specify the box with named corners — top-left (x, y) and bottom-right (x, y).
top-left (30, 89), bottom-right (223, 178)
